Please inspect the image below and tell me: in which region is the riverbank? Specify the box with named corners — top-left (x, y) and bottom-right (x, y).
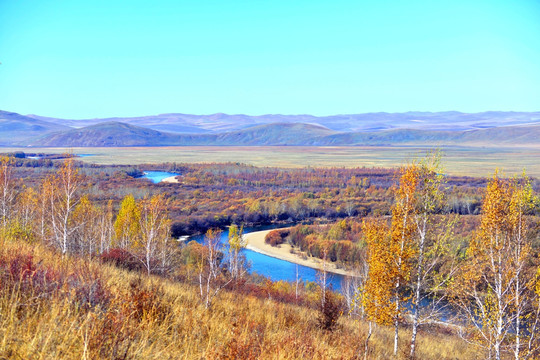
top-left (244, 229), bottom-right (354, 276)
top-left (161, 176), bottom-right (179, 183)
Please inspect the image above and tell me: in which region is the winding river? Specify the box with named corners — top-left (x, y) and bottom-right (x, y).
top-left (189, 226), bottom-right (345, 291)
top-left (142, 171), bottom-right (345, 290)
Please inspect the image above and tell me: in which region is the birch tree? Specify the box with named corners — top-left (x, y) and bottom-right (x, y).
top-left (227, 223), bottom-right (246, 281)
top-left (389, 164), bottom-right (418, 356)
top-left (507, 174), bottom-right (535, 360)
top-left (73, 195), bottom-right (100, 256)
top-left (0, 156), bottom-right (15, 236)
top-left (361, 218), bottom-right (393, 358)
top-left (361, 165), bottom-right (418, 357)
top-left (114, 194), bottom-right (140, 249)
top-left (47, 158), bottom-right (82, 254)
top-left (409, 153), bottom-right (457, 357)
top-left (198, 229), bottom-right (231, 309)
top-left (135, 194), bottom-right (171, 275)
top-left (453, 172), bottom-right (535, 360)
top-left (97, 200), bottom-right (115, 254)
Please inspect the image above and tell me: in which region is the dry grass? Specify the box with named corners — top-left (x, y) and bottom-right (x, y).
top-left (3, 145), bottom-right (540, 177)
top-left (0, 238), bottom-right (483, 359)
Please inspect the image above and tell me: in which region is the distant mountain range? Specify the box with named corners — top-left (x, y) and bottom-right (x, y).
top-left (1, 110), bottom-right (539, 147)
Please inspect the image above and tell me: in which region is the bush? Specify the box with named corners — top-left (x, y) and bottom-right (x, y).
top-left (265, 230), bottom-right (284, 246)
top-left (317, 291), bottom-right (343, 331)
top-left (100, 248), bottom-right (143, 271)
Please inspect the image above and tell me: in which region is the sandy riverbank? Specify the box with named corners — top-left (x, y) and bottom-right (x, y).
top-left (161, 176), bottom-right (179, 183)
top-left (244, 229), bottom-right (354, 276)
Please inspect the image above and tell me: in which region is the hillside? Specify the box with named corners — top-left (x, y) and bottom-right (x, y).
top-left (0, 109), bottom-right (536, 147)
top-left (312, 124), bottom-right (540, 146)
top-left (213, 122), bottom-right (337, 145)
top-left (27, 110), bottom-right (540, 133)
top-left (0, 110), bottom-right (70, 145)
top-left (29, 122), bottom-right (338, 147)
top-left (0, 236), bottom-right (478, 359)
top-left (29, 121), bottom-right (183, 147)
top-left (27, 121), bottom-right (540, 147)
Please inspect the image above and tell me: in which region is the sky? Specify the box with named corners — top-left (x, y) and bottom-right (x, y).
top-left (0, 0), bottom-right (539, 118)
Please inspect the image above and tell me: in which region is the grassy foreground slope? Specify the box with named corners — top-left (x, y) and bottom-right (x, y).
top-left (0, 238), bottom-right (478, 359)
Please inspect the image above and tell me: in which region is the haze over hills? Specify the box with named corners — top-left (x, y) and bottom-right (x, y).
top-left (1, 110), bottom-right (539, 147)
top-left (26, 111), bottom-right (540, 133)
top-left (25, 121), bottom-right (540, 147)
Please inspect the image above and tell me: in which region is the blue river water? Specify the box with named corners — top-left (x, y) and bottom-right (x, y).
top-left (142, 171), bottom-right (179, 184)
top-left (189, 226), bottom-right (345, 291)
top-left (141, 171), bottom-right (345, 290)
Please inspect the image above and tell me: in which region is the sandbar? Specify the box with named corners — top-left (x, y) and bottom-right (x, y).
top-left (161, 176), bottom-right (180, 183)
top-left (244, 229), bottom-right (354, 276)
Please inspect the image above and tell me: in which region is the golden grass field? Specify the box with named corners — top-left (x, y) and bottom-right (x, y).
top-left (3, 145), bottom-right (540, 177)
top-left (0, 237), bottom-right (480, 359)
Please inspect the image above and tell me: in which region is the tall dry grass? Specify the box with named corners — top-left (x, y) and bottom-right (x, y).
top-left (0, 237), bottom-right (482, 359)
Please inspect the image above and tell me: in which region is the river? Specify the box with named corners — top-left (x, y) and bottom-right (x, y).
top-left (140, 171), bottom-right (345, 290)
top-left (189, 226), bottom-right (345, 291)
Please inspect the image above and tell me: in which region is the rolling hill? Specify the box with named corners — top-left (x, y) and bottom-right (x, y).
top-left (26, 111), bottom-right (540, 134)
top-left (26, 121), bottom-right (540, 147)
top-left (0, 109), bottom-right (538, 147)
top-left (0, 111), bottom-right (70, 145)
top-left (29, 122), bottom-right (338, 147)
top-left (29, 122), bottom-right (183, 147)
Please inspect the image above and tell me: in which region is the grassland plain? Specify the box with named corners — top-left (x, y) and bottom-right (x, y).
top-left (0, 144), bottom-right (540, 177)
top-left (4, 145), bottom-right (540, 177)
top-left (0, 237), bottom-right (480, 359)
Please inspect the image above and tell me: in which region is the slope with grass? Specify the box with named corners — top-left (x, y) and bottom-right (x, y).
top-left (0, 237), bottom-right (480, 359)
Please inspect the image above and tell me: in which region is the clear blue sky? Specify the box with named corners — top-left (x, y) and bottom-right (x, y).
top-left (1, 0), bottom-right (539, 118)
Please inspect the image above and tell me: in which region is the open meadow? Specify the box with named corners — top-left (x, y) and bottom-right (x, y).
top-left (4, 145), bottom-right (540, 177)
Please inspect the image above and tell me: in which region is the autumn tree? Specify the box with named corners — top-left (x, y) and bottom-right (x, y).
top-left (227, 223), bottom-right (246, 281)
top-left (114, 194), bottom-right (140, 249)
top-left (72, 195), bottom-right (100, 256)
top-left (409, 153), bottom-right (457, 357)
top-left (388, 164), bottom-right (418, 356)
top-left (97, 200), bottom-right (115, 254)
top-left (16, 187), bottom-right (38, 234)
top-left (361, 218), bottom-right (393, 358)
top-left (47, 158), bottom-right (83, 254)
top-left (135, 193), bottom-right (172, 275)
top-left (362, 153), bottom-right (454, 357)
top-left (6, 186), bottom-right (38, 243)
top-left (38, 176), bottom-right (55, 243)
top-left (453, 172), bottom-right (536, 360)
top-left (198, 229), bottom-right (231, 309)
top-left (507, 174), bottom-right (536, 360)
top-left (525, 267), bottom-right (540, 358)
top-left (0, 156), bottom-right (15, 237)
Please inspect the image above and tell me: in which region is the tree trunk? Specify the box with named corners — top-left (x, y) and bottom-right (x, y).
top-left (394, 294), bottom-right (400, 356)
top-left (364, 321), bottom-right (372, 360)
top-left (394, 314), bottom-right (399, 356)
